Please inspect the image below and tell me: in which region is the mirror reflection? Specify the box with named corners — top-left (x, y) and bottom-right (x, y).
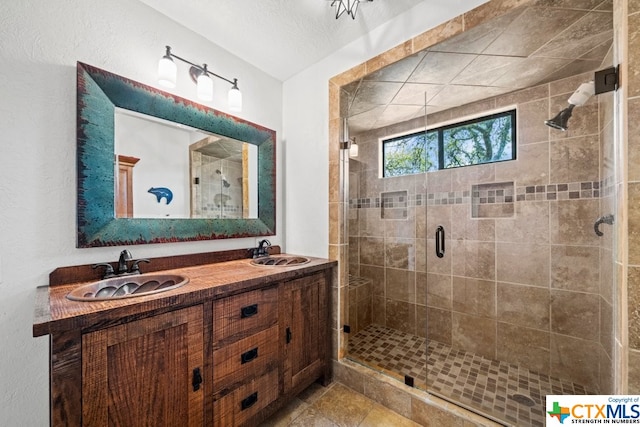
top-left (114, 110), bottom-right (257, 219)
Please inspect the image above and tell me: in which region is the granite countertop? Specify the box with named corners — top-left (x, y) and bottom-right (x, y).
top-left (33, 254), bottom-right (336, 337)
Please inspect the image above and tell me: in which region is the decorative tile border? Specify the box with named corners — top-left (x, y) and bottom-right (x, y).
top-left (349, 179), bottom-right (614, 209)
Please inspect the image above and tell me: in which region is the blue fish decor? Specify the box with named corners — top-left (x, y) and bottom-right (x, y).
top-left (148, 187), bottom-right (173, 204)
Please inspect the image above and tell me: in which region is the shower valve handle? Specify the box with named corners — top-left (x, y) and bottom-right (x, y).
top-left (594, 214), bottom-right (614, 237)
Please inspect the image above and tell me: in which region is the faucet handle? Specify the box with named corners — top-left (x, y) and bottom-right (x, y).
top-left (92, 263), bottom-right (115, 279)
top-left (129, 259), bottom-right (150, 274)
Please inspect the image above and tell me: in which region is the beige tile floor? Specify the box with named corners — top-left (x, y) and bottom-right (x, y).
top-left (261, 382), bottom-right (421, 427)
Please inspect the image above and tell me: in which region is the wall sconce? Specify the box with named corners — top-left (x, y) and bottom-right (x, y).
top-left (158, 46), bottom-right (242, 112)
top-left (331, 0), bottom-right (373, 19)
top-left (349, 138), bottom-right (359, 157)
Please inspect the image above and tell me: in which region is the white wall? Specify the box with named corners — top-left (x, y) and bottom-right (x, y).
top-left (283, 0), bottom-right (489, 258)
top-left (0, 1), bottom-right (282, 424)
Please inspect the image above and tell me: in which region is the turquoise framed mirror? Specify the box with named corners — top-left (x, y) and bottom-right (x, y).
top-left (76, 62), bottom-right (276, 247)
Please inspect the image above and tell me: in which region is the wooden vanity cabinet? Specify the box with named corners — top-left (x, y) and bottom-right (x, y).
top-left (211, 285), bottom-right (280, 426)
top-left (41, 262), bottom-right (333, 427)
top-left (82, 305), bottom-right (204, 427)
top-left (281, 272), bottom-right (330, 394)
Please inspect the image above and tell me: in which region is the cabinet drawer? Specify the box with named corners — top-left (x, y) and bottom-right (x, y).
top-left (213, 369), bottom-right (278, 426)
top-left (213, 324), bottom-right (279, 394)
top-left (213, 285), bottom-right (278, 345)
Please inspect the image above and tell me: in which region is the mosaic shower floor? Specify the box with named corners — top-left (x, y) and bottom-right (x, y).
top-left (347, 324), bottom-right (594, 427)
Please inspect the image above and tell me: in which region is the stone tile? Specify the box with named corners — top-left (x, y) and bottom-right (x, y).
top-left (551, 290), bottom-right (599, 340)
top-left (357, 296), bottom-right (372, 332)
top-left (386, 299), bottom-right (415, 335)
top-left (629, 349), bottom-right (640, 394)
top-left (329, 202), bottom-right (344, 245)
top-left (627, 98), bottom-right (640, 182)
top-left (599, 346), bottom-right (614, 394)
top-left (363, 375), bottom-right (412, 419)
top-left (628, 266), bottom-right (640, 350)
top-left (600, 247), bottom-right (614, 304)
top-left (496, 200), bottom-right (549, 244)
top-left (450, 204), bottom-right (495, 242)
top-left (415, 239), bottom-right (427, 273)
top-left (450, 160), bottom-right (495, 190)
top-left (332, 360), bottom-right (365, 394)
top-left (360, 237), bottom-right (385, 266)
top-left (385, 210), bottom-right (416, 240)
top-left (452, 312), bottom-right (497, 359)
top-left (550, 333), bottom-right (600, 390)
top-left (451, 277), bottom-right (495, 317)
top-left (359, 403), bottom-right (421, 427)
top-left (425, 273), bottom-right (452, 309)
top-left (261, 398), bottom-right (309, 427)
top-left (495, 141), bottom-right (549, 186)
top-left (495, 83), bottom-right (549, 107)
top-left (385, 268), bottom-right (416, 303)
top-left (426, 238), bottom-right (452, 275)
top-left (551, 245), bottom-right (600, 293)
top-left (518, 98), bottom-right (550, 144)
top-left (629, 183), bottom-right (640, 265)
top-left (426, 205), bottom-right (452, 239)
top-left (629, 12), bottom-right (640, 98)
top-left (600, 298), bottom-right (613, 358)
top-left (451, 240), bottom-right (496, 280)
top-left (497, 282), bottom-right (550, 330)
top-left (313, 383), bottom-right (373, 426)
top-left (550, 199), bottom-right (600, 246)
top-left (413, 15), bottom-right (465, 52)
top-left (496, 242), bottom-right (549, 288)
top-left (497, 322), bottom-right (550, 375)
top-left (357, 265), bottom-right (381, 293)
top-left (372, 296), bottom-right (386, 326)
top-left (416, 305), bottom-right (427, 338)
top-left (549, 135), bottom-right (600, 183)
top-left (385, 239), bottom-right (415, 270)
top-left (288, 406), bottom-right (338, 427)
top-left (359, 208), bottom-right (384, 238)
top-left (427, 307), bottom-right (452, 345)
top-left (411, 397), bottom-right (464, 427)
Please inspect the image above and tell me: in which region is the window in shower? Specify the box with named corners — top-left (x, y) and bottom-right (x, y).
top-left (382, 109), bottom-right (516, 177)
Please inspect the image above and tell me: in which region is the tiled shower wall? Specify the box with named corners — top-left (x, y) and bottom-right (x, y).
top-left (348, 71), bottom-right (614, 392)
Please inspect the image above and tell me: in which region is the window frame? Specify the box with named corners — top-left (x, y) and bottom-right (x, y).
top-left (380, 108), bottom-right (517, 178)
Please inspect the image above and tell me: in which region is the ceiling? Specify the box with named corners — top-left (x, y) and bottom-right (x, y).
top-left (343, 0), bottom-right (613, 134)
top-left (138, 0), bottom-right (425, 81)
top-left (139, 0), bottom-right (613, 135)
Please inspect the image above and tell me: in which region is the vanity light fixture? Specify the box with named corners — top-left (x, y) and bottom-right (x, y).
top-left (157, 46), bottom-right (242, 112)
top-left (331, 0), bottom-right (372, 19)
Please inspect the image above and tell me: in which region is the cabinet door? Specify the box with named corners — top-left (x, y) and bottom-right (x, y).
top-left (282, 272), bottom-right (328, 392)
top-left (82, 306), bottom-right (204, 427)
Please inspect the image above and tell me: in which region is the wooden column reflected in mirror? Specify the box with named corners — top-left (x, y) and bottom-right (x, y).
top-left (116, 155), bottom-right (140, 218)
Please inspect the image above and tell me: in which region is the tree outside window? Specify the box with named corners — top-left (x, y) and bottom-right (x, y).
top-left (382, 110), bottom-right (515, 177)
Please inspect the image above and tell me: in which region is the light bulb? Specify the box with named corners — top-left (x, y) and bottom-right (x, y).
top-left (228, 85), bottom-right (242, 112)
top-left (158, 56), bottom-right (176, 88)
top-left (197, 71), bottom-right (213, 101)
top-left (349, 142), bottom-right (359, 157)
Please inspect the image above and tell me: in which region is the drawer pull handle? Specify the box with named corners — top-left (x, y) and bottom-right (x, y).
top-left (241, 392), bottom-right (258, 411)
top-left (240, 304), bottom-right (258, 318)
top-left (192, 367), bottom-right (202, 392)
top-left (241, 347), bottom-right (259, 364)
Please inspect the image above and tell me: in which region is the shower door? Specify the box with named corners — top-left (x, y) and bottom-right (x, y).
top-left (422, 84), bottom-right (617, 426)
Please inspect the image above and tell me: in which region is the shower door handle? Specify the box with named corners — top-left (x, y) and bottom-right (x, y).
top-left (435, 226), bottom-right (445, 258)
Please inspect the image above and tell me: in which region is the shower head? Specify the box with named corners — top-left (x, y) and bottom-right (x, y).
top-left (545, 104), bottom-right (574, 131)
top-left (545, 81), bottom-right (595, 131)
